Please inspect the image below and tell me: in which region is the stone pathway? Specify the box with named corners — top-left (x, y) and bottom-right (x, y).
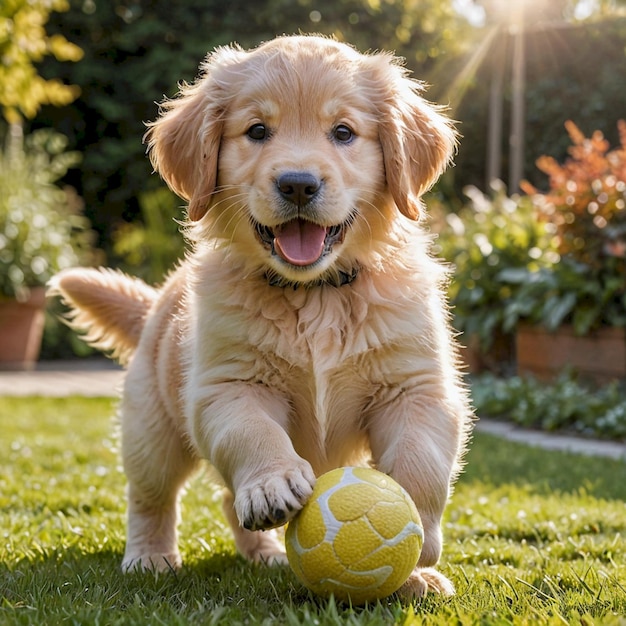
top-left (476, 417), bottom-right (625, 461)
top-left (0, 359), bottom-right (124, 397)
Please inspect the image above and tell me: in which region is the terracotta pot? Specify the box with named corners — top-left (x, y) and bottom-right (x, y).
top-left (0, 286), bottom-right (47, 371)
top-left (516, 323), bottom-right (626, 384)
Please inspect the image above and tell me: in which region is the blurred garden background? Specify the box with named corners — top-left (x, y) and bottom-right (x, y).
top-left (1, 0), bottom-right (626, 441)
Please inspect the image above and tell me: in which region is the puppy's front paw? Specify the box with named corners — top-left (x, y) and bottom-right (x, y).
top-left (398, 567), bottom-right (455, 598)
top-left (235, 462), bottom-right (315, 531)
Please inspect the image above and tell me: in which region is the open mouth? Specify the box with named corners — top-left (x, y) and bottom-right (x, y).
top-left (254, 217), bottom-right (350, 267)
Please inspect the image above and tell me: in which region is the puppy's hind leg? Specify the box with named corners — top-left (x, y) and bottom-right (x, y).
top-left (222, 489), bottom-right (288, 565)
top-left (120, 385), bottom-right (200, 573)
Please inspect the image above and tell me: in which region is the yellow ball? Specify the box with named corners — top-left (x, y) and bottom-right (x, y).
top-left (285, 466), bottom-right (423, 605)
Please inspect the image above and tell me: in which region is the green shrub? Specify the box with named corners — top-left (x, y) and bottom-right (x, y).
top-left (498, 255), bottom-right (626, 334)
top-left (440, 121), bottom-right (626, 348)
top-left (112, 187), bottom-right (185, 285)
top-left (472, 372), bottom-right (626, 440)
top-left (436, 181), bottom-right (557, 350)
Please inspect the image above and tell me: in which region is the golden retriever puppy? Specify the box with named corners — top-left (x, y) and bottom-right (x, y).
top-left (50, 35), bottom-right (473, 597)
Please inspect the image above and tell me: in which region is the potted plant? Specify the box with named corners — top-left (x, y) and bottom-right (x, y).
top-left (511, 120), bottom-right (626, 382)
top-left (436, 181), bottom-right (556, 373)
top-left (0, 127), bottom-right (94, 369)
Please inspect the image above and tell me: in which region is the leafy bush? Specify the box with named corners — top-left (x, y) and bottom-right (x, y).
top-left (437, 181), bottom-right (557, 350)
top-left (441, 123), bottom-right (626, 349)
top-left (0, 128), bottom-right (95, 300)
top-left (112, 187), bottom-right (185, 284)
top-left (498, 256), bottom-right (626, 334)
top-left (472, 373), bottom-right (626, 441)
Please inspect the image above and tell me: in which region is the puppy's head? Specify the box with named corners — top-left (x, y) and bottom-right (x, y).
top-left (146, 35), bottom-right (456, 285)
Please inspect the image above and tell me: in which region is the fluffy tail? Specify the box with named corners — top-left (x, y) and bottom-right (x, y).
top-left (48, 267), bottom-right (159, 365)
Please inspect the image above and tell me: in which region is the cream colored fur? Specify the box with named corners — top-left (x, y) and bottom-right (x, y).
top-left (50, 35), bottom-right (473, 598)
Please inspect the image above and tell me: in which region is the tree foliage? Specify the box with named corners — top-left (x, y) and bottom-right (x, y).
top-left (0, 0), bottom-right (82, 123)
top-left (23, 0), bottom-right (626, 261)
top-left (453, 17), bottom-right (626, 195)
top-left (33, 0), bottom-right (474, 246)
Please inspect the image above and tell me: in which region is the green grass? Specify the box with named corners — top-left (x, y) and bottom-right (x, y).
top-left (1, 396), bottom-right (625, 625)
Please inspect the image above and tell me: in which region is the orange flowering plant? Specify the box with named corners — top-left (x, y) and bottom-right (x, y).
top-left (514, 121), bottom-right (626, 334)
top-left (523, 120), bottom-right (626, 269)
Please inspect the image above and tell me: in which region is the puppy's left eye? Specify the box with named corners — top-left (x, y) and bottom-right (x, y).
top-left (247, 124), bottom-right (269, 141)
top-left (332, 124), bottom-right (354, 144)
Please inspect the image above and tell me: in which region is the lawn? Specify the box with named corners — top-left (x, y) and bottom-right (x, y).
top-left (0, 396), bottom-right (624, 625)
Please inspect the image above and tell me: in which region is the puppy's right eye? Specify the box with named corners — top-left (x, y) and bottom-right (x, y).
top-left (247, 124), bottom-right (268, 141)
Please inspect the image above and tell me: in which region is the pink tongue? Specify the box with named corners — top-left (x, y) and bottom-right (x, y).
top-left (274, 219), bottom-right (328, 266)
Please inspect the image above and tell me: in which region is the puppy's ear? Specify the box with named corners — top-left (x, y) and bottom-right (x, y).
top-left (145, 47), bottom-right (243, 221)
top-left (371, 55), bottom-right (457, 220)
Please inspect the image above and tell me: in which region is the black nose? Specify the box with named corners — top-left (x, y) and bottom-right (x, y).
top-left (276, 172), bottom-right (321, 206)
